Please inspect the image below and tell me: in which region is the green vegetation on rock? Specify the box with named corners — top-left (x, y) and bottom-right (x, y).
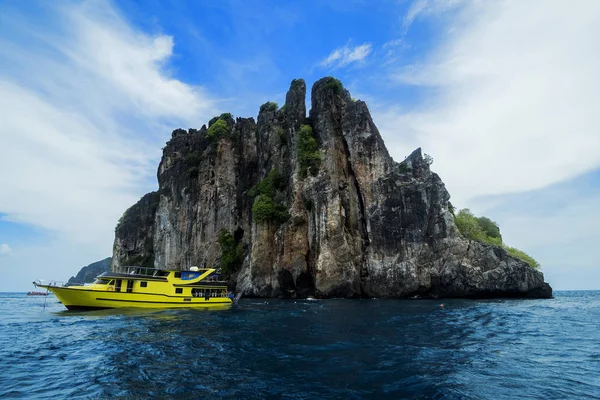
top-left (183, 153), bottom-right (202, 178)
top-left (455, 209), bottom-right (540, 268)
top-left (249, 169), bottom-right (285, 198)
top-left (504, 246), bottom-right (540, 270)
top-left (324, 77), bottom-right (343, 95)
top-left (476, 216), bottom-right (502, 241)
top-left (252, 195), bottom-right (290, 224)
top-left (290, 78), bottom-right (303, 88)
top-left (455, 209), bottom-right (501, 246)
top-left (397, 162), bottom-right (412, 174)
top-left (277, 127), bottom-right (287, 146)
top-left (260, 101), bottom-right (278, 113)
top-left (250, 169), bottom-right (290, 224)
top-left (206, 119), bottom-right (229, 140)
top-left (218, 229), bottom-right (244, 275)
top-left (297, 124), bottom-right (321, 178)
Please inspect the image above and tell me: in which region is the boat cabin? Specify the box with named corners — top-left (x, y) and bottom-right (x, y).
top-left (91, 266), bottom-right (230, 299)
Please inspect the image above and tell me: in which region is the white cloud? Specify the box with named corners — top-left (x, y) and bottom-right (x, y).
top-left (0, 1), bottom-right (216, 248)
top-left (375, 0), bottom-right (600, 206)
top-left (402, 0), bottom-right (428, 33)
top-left (0, 244), bottom-right (12, 256)
top-left (470, 175), bottom-right (600, 290)
top-left (320, 43), bottom-right (372, 69)
top-left (382, 38), bottom-right (403, 49)
top-left (401, 0), bottom-right (467, 34)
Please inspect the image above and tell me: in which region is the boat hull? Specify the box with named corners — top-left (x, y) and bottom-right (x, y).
top-left (44, 286), bottom-right (233, 310)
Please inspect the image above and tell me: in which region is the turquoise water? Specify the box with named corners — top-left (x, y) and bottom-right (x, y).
top-left (0, 292), bottom-right (599, 399)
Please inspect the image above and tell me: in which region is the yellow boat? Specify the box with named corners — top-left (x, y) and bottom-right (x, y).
top-left (33, 266), bottom-right (234, 310)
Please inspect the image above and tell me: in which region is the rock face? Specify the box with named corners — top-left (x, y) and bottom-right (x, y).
top-left (69, 257), bottom-right (111, 285)
top-left (111, 77), bottom-right (552, 299)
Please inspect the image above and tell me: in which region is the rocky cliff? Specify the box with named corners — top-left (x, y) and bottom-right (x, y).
top-left (68, 257), bottom-right (111, 285)
top-left (111, 77), bottom-right (552, 299)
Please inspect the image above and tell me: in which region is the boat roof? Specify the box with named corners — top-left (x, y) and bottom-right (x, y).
top-left (111, 266), bottom-right (220, 274)
top-left (97, 271), bottom-right (168, 281)
top-left (98, 266), bottom-right (222, 281)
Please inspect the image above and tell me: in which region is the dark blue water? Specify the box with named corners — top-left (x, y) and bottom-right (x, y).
top-left (1, 292), bottom-right (599, 399)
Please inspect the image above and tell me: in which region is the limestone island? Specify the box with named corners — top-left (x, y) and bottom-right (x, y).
top-left (111, 77), bottom-right (552, 299)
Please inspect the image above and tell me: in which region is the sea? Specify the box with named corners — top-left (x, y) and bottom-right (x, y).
top-left (0, 291), bottom-right (598, 399)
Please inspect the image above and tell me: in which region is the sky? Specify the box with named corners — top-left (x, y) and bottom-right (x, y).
top-left (0, 0), bottom-right (598, 291)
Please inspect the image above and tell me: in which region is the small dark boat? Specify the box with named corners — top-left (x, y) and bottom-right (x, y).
top-left (27, 291), bottom-right (48, 296)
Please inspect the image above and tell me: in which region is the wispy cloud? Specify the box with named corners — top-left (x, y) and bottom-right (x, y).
top-left (375, 0), bottom-right (600, 206)
top-left (385, 0), bottom-right (464, 61)
top-left (0, 1), bottom-right (216, 247)
top-left (319, 43), bottom-right (372, 69)
top-left (0, 244), bottom-right (12, 257)
top-left (402, 0), bottom-right (428, 33)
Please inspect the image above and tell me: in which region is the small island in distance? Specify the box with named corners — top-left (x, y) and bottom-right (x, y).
top-left (68, 257), bottom-right (111, 285)
top-left (105, 77), bottom-right (551, 299)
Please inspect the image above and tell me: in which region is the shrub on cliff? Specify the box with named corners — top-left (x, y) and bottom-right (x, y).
top-left (218, 229), bottom-right (244, 275)
top-left (249, 169), bottom-right (285, 198)
top-left (476, 216), bottom-right (502, 241)
top-left (324, 77), bottom-right (343, 95)
top-left (260, 101), bottom-right (278, 113)
top-left (206, 119), bottom-right (229, 140)
top-left (252, 195), bottom-right (290, 224)
top-left (455, 209), bottom-right (539, 268)
top-left (455, 209), bottom-right (489, 242)
top-left (297, 124), bottom-right (321, 178)
top-left (250, 169), bottom-right (290, 224)
top-left (397, 162), bottom-right (412, 174)
top-left (504, 246), bottom-right (540, 269)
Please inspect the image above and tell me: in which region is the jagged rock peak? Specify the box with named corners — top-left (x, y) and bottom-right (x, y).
top-left (284, 78), bottom-right (306, 124)
top-left (110, 76), bottom-right (552, 300)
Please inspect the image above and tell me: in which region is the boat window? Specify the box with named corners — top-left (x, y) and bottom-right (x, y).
top-left (174, 272), bottom-right (182, 278)
top-left (175, 288), bottom-right (183, 294)
top-left (140, 281), bottom-right (148, 288)
top-left (109, 280), bottom-right (114, 285)
top-left (181, 271), bottom-right (201, 280)
top-left (93, 279), bottom-right (110, 285)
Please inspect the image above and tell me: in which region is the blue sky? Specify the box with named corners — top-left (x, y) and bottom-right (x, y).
top-left (1, 0), bottom-right (599, 291)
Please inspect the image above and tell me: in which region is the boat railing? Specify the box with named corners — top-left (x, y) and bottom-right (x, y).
top-left (191, 289), bottom-right (235, 298)
top-left (33, 279), bottom-right (70, 288)
top-left (113, 265), bottom-right (218, 276)
top-left (113, 265), bottom-right (171, 276)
